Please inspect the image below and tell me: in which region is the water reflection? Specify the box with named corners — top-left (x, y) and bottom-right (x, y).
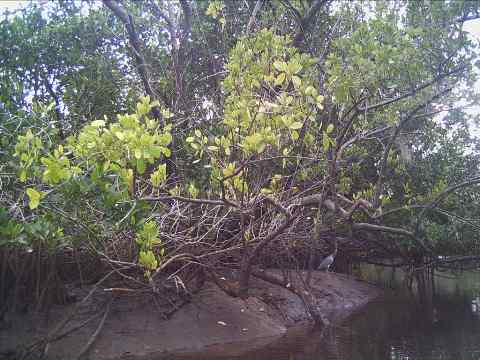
top-left (472, 297), bottom-right (480, 315)
top-left (165, 268), bottom-right (480, 360)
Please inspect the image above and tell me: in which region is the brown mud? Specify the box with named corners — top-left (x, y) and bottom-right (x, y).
top-left (0, 270), bottom-right (381, 359)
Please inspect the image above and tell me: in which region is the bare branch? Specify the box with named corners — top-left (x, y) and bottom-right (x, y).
top-left (337, 125), bottom-right (392, 162)
top-left (141, 195), bottom-right (239, 208)
top-left (416, 175), bottom-right (480, 229)
top-left (359, 66), bottom-right (465, 113)
top-left (293, 0), bottom-right (328, 45)
top-left (372, 87), bottom-right (453, 208)
top-left (103, 0), bottom-right (161, 120)
top-left (246, 0), bottom-right (264, 34)
top-left (179, 0), bottom-right (192, 43)
top-left (352, 222), bottom-right (415, 237)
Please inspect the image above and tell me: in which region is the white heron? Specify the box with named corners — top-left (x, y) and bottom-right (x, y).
top-left (318, 239), bottom-right (338, 271)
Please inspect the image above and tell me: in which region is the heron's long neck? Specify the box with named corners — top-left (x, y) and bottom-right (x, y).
top-left (332, 240), bottom-right (338, 256)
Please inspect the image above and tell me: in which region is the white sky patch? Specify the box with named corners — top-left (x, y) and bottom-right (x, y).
top-left (0, 1), bottom-right (28, 13)
top-left (462, 20), bottom-right (480, 139)
top-left (464, 19), bottom-right (480, 41)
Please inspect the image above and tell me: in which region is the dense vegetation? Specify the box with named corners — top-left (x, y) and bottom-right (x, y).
top-left (1, 0), bottom-right (480, 312)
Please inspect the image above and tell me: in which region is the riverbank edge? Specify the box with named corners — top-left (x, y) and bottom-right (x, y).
top-left (0, 270), bottom-right (382, 359)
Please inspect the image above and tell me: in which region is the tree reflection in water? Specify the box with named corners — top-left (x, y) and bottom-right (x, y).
top-left (163, 268), bottom-right (480, 360)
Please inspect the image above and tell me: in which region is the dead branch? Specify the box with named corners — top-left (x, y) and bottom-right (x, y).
top-left (359, 66), bottom-right (465, 113)
top-left (141, 195), bottom-right (239, 208)
top-left (372, 87), bottom-right (454, 208)
top-left (103, 0), bottom-right (161, 120)
top-left (238, 199), bottom-right (295, 298)
top-left (416, 175), bottom-right (480, 233)
top-left (293, 0), bottom-right (329, 46)
top-left (74, 296), bottom-right (113, 360)
top-left (246, 0), bottom-right (264, 34)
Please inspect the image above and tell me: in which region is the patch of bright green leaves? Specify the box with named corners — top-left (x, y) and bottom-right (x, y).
top-left (135, 220), bottom-right (165, 278)
top-left (14, 96), bottom-right (173, 210)
top-left (206, 0), bottom-right (226, 28)
top-left (189, 29), bottom-right (324, 200)
top-left (69, 96), bottom-right (172, 177)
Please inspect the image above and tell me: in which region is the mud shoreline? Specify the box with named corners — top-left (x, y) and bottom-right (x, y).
top-left (0, 270), bottom-right (382, 359)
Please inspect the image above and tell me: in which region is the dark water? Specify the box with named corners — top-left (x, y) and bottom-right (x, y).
top-left (172, 267), bottom-right (480, 360)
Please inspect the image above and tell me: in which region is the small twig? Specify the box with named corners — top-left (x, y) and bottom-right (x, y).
top-left (48, 312), bottom-right (103, 344)
top-left (103, 287), bottom-right (141, 293)
top-left (74, 297), bottom-right (113, 360)
top-left (141, 195), bottom-right (239, 208)
top-left (20, 268), bottom-right (128, 360)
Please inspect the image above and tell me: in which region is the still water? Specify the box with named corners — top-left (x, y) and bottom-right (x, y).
top-left (172, 266), bottom-right (480, 360)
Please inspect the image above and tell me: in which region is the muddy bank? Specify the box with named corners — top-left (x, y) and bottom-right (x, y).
top-left (0, 271), bottom-right (381, 359)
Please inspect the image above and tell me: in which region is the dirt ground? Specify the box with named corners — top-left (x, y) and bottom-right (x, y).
top-left (0, 270), bottom-right (381, 359)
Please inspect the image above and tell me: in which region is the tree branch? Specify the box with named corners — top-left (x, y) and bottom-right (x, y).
top-left (292, 0), bottom-right (329, 47)
top-left (140, 195), bottom-right (239, 208)
top-left (103, 0), bottom-right (161, 120)
top-left (416, 175), bottom-right (480, 230)
top-left (246, 0), bottom-right (264, 34)
top-left (372, 87), bottom-right (453, 208)
top-left (359, 66), bottom-right (465, 113)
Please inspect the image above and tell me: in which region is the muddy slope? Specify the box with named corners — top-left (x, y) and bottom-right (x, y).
top-left (0, 271), bottom-right (381, 359)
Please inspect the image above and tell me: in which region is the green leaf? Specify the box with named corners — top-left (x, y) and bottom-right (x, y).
top-left (157, 133), bottom-right (172, 146)
top-left (305, 85), bottom-right (317, 97)
top-left (288, 61), bottom-right (302, 74)
top-left (91, 120), bottom-right (106, 128)
top-left (275, 72), bottom-right (286, 86)
top-left (134, 148), bottom-right (142, 159)
top-left (326, 123), bottom-right (334, 134)
top-left (322, 133), bottom-right (330, 152)
top-left (316, 95), bottom-right (324, 110)
top-left (273, 60), bottom-right (287, 72)
top-left (115, 131), bottom-right (125, 140)
top-left (151, 164), bottom-right (167, 187)
top-left (45, 101), bottom-right (55, 112)
top-left (139, 250), bottom-right (158, 271)
top-left (161, 147), bottom-right (171, 157)
top-left (137, 101), bottom-right (150, 116)
top-left (137, 159), bottom-right (146, 174)
top-left (289, 121), bottom-right (303, 130)
top-left (150, 146), bottom-right (162, 158)
top-left (19, 169), bottom-right (27, 183)
top-left (161, 108), bottom-right (173, 119)
top-left (26, 188), bottom-right (42, 210)
top-left (291, 75), bottom-right (301, 88)
top-left (243, 133), bottom-right (265, 154)
top-left (188, 182), bottom-right (199, 198)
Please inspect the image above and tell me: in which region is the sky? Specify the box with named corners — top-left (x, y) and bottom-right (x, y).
top-left (461, 21), bottom-right (480, 137)
top-left (0, 0), bottom-right (42, 12)
top-left (2, 1), bottom-right (480, 36)
top-left (465, 20), bottom-right (480, 41)
top-left (0, 0), bottom-right (29, 13)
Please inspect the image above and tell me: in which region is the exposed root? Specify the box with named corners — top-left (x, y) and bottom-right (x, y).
top-left (73, 296), bottom-right (113, 360)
